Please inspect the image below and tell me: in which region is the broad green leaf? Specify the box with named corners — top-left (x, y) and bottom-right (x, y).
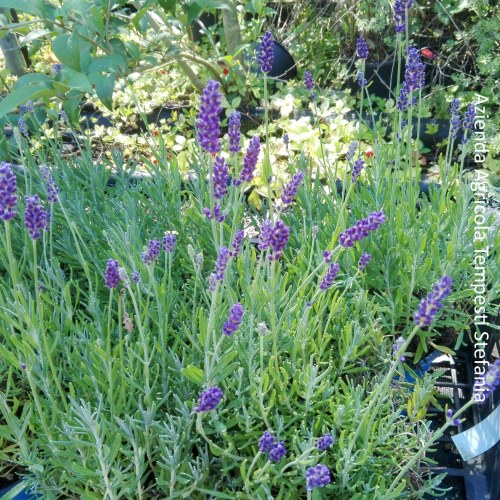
top-left (181, 364), bottom-right (205, 384)
top-left (89, 55), bottom-right (127, 74)
top-left (158, 0), bottom-right (176, 13)
top-left (66, 72), bottom-right (93, 93)
top-left (0, 85), bottom-right (56, 118)
top-left (53, 33), bottom-right (80, 71)
top-left (91, 73), bottom-right (115, 109)
top-left (13, 73), bottom-right (52, 89)
top-left (19, 28), bottom-right (54, 47)
top-left (0, 0), bottom-right (47, 17)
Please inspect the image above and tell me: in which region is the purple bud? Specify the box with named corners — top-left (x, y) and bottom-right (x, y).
top-left (351, 158), bottom-right (365, 183)
top-left (0, 162), bottom-right (18, 221)
top-left (195, 386), bottom-right (223, 412)
top-left (358, 252), bottom-right (372, 270)
top-left (269, 220), bottom-right (290, 261)
top-left (258, 431), bottom-right (276, 452)
top-left (304, 70), bottom-right (314, 90)
top-left (223, 302), bottom-right (244, 335)
top-left (258, 220), bottom-right (273, 251)
top-left (24, 195), bottom-right (49, 240)
top-left (319, 262), bottom-right (340, 291)
top-left (393, 336), bottom-right (406, 361)
top-left (213, 155), bottom-right (229, 200)
top-left (142, 238), bottom-right (161, 265)
top-left (234, 136), bottom-right (260, 186)
top-left (214, 246), bottom-right (230, 280)
top-left (197, 80), bottom-right (222, 154)
top-left (132, 271), bottom-right (141, 284)
top-left (356, 37), bottom-right (369, 60)
top-left (258, 31), bottom-right (274, 73)
top-left (228, 111), bottom-right (241, 154)
top-left (162, 232), bottom-right (177, 253)
top-left (413, 276), bottom-right (453, 328)
top-left (306, 464), bottom-right (331, 491)
top-left (230, 230), bottom-right (244, 258)
top-left (269, 440), bottom-right (286, 462)
top-left (281, 171), bottom-right (304, 205)
top-left (105, 259), bottom-right (121, 289)
top-left (316, 433), bottom-right (334, 450)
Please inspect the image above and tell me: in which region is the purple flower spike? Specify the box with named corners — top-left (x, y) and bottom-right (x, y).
top-left (358, 252), bottom-right (372, 271)
top-left (450, 99), bottom-right (461, 139)
top-left (269, 220), bottom-right (290, 261)
top-left (259, 431), bottom-right (276, 452)
top-left (142, 238), bottom-right (161, 265)
top-left (162, 232), bottom-right (177, 253)
top-left (40, 164), bottom-right (59, 203)
top-left (357, 71), bottom-right (367, 88)
top-left (24, 195), bottom-right (49, 240)
top-left (18, 117), bottom-right (29, 137)
top-left (213, 155), bottom-right (229, 200)
top-left (230, 230), bottom-right (244, 258)
top-left (0, 162), bottom-right (18, 221)
top-left (473, 360), bottom-right (500, 404)
top-left (281, 171), bottom-right (304, 205)
top-left (234, 136), bottom-right (260, 186)
top-left (319, 262), bottom-right (340, 291)
top-left (346, 141), bottom-right (358, 161)
top-left (405, 46), bottom-right (425, 92)
top-left (223, 302), bottom-right (244, 335)
top-left (356, 37), bottom-right (369, 60)
top-left (447, 409), bottom-right (461, 426)
top-left (283, 133), bottom-right (289, 147)
top-left (338, 211), bottom-right (386, 247)
top-left (195, 386), bottom-right (223, 412)
top-left (132, 271), bottom-right (141, 284)
top-left (204, 204), bottom-right (226, 222)
top-left (413, 276), bottom-right (453, 328)
top-left (316, 433), bottom-right (334, 450)
top-left (197, 80), bottom-right (222, 154)
top-left (258, 219), bottom-right (273, 251)
top-left (269, 441), bottom-right (286, 462)
top-left (258, 31), bottom-right (274, 73)
top-left (351, 158), bottom-right (365, 183)
top-left (306, 464), bottom-right (331, 491)
top-left (394, 0), bottom-right (414, 33)
top-left (228, 111), bottom-right (241, 154)
top-left (304, 70), bottom-right (314, 90)
top-left (105, 259), bottom-right (121, 289)
top-left (214, 246), bottom-right (230, 280)
top-left (462, 103), bottom-right (476, 144)
top-left (393, 336), bottom-right (406, 362)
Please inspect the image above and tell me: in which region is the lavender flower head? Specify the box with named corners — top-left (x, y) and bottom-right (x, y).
top-left (228, 111), bottom-right (241, 154)
top-left (462, 102), bottom-right (476, 144)
top-left (258, 219), bottom-right (273, 251)
top-left (413, 276), bottom-right (453, 328)
top-left (394, 0), bottom-right (415, 33)
top-left (473, 360), bottom-right (500, 404)
top-left (447, 409), bottom-right (461, 426)
top-left (306, 464), bottom-right (331, 491)
top-left (0, 162), bottom-right (18, 221)
top-left (397, 82), bottom-right (415, 112)
top-left (234, 136), bottom-right (260, 186)
top-left (269, 220), bottom-right (290, 261)
top-left (131, 271), bottom-right (141, 284)
top-left (358, 252), bottom-right (372, 270)
top-left (204, 205), bottom-right (226, 223)
top-left (283, 133), bottom-right (289, 148)
top-left (319, 262), bottom-right (340, 291)
top-left (258, 431), bottom-right (276, 452)
top-left (197, 80), bottom-right (222, 154)
top-left (213, 155), bottom-right (229, 200)
top-left (346, 141), bottom-right (358, 161)
top-left (338, 211), bottom-right (386, 247)
top-left (230, 230), bottom-right (244, 258)
top-left (39, 164), bottom-right (59, 203)
top-left (393, 336), bottom-right (406, 362)
top-left (351, 158), bottom-right (365, 183)
top-left (258, 31), bottom-right (274, 73)
top-left (405, 46), bottom-right (425, 92)
top-left (316, 433), bottom-right (334, 450)
top-left (356, 37), bottom-right (369, 60)
top-left (269, 441), bottom-right (286, 462)
top-left (357, 71), bottom-right (367, 88)
top-left (304, 70), bottom-right (314, 91)
top-left (142, 238), bottom-right (161, 265)
top-left (24, 195), bottom-right (49, 240)
top-left (223, 303), bottom-right (244, 335)
top-left (281, 170), bottom-right (304, 205)
top-left (162, 232), bottom-right (177, 253)
top-left (214, 246), bottom-right (230, 280)
top-left (449, 98), bottom-right (461, 139)
top-left (195, 386), bottom-right (223, 412)
top-left (105, 259), bottom-right (121, 289)
top-left (18, 117), bottom-right (29, 138)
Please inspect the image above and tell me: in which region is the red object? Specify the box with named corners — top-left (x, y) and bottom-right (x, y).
top-left (153, 130), bottom-right (159, 136)
top-left (420, 48), bottom-right (435, 60)
top-left (223, 68), bottom-right (229, 76)
top-left (365, 149), bottom-right (374, 158)
top-left (153, 159), bottom-right (158, 164)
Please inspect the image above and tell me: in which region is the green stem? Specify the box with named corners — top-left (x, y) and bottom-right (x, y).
top-left (4, 221), bottom-right (21, 321)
